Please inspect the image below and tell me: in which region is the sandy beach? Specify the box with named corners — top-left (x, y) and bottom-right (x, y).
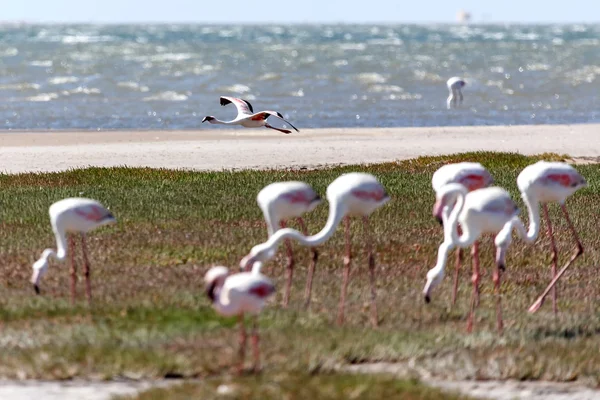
top-left (1, 124), bottom-right (599, 173)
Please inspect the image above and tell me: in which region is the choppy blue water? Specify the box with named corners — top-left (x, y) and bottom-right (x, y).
top-left (1, 23), bottom-right (600, 130)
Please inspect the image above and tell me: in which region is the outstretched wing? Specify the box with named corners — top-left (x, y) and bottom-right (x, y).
top-left (220, 96), bottom-right (254, 116)
top-left (262, 110), bottom-right (300, 132)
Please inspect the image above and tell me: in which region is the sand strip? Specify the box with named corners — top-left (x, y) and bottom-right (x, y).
top-left (1, 124), bottom-right (598, 173)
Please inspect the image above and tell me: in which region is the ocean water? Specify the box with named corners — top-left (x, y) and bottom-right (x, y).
top-left (0, 23), bottom-right (600, 130)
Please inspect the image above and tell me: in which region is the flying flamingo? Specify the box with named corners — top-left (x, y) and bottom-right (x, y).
top-left (423, 184), bottom-right (525, 333)
top-left (240, 172), bottom-right (390, 326)
top-left (31, 197), bottom-right (116, 304)
top-left (202, 96), bottom-right (299, 134)
top-left (432, 162), bottom-right (494, 305)
top-left (204, 265), bottom-right (275, 373)
top-left (515, 161), bottom-right (587, 314)
top-left (256, 181), bottom-right (322, 307)
top-left (446, 77), bottom-right (466, 109)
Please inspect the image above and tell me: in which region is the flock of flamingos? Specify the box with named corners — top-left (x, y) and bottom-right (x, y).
top-left (29, 89), bottom-right (588, 373)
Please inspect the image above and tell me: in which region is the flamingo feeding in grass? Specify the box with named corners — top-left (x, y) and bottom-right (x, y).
top-left (424, 185), bottom-right (526, 333)
top-left (432, 162), bottom-right (494, 305)
top-left (256, 181), bottom-right (322, 307)
top-left (515, 161), bottom-right (587, 314)
top-left (446, 77), bottom-right (466, 109)
top-left (240, 173), bottom-right (390, 326)
top-left (204, 266), bottom-right (275, 373)
top-left (202, 96), bottom-right (299, 134)
top-left (31, 198), bottom-right (116, 304)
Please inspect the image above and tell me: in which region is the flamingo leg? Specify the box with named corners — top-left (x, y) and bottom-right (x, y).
top-left (81, 233), bottom-right (92, 305)
top-left (265, 123), bottom-right (291, 134)
top-left (494, 246), bottom-right (505, 334)
top-left (529, 204), bottom-right (584, 313)
top-left (280, 220), bottom-right (294, 308)
top-left (237, 314), bottom-right (246, 374)
top-left (452, 226), bottom-right (463, 306)
top-left (467, 241), bottom-right (480, 333)
top-left (297, 218), bottom-right (318, 309)
top-left (251, 316), bottom-right (260, 373)
top-left (69, 235), bottom-right (76, 304)
top-left (363, 216), bottom-right (378, 327)
top-left (337, 216), bottom-right (352, 325)
top-left (541, 204), bottom-right (559, 315)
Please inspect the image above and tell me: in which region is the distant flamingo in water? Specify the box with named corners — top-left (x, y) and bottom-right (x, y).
top-left (514, 161), bottom-right (587, 314)
top-left (31, 198), bottom-right (116, 304)
top-left (204, 266), bottom-right (275, 373)
top-left (432, 162), bottom-right (493, 305)
top-left (202, 96), bottom-right (299, 134)
top-left (256, 181), bottom-right (322, 307)
top-left (446, 77), bottom-right (466, 109)
top-left (424, 184), bottom-right (527, 333)
top-left (241, 172), bottom-right (390, 326)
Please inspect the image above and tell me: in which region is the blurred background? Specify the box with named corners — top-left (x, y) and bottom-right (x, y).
top-left (0, 1), bottom-right (599, 130)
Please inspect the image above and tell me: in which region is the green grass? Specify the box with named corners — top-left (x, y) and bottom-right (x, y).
top-left (117, 373), bottom-right (469, 400)
top-left (0, 152), bottom-right (599, 389)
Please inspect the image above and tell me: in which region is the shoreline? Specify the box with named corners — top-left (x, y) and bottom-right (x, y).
top-left (1, 124), bottom-right (599, 174)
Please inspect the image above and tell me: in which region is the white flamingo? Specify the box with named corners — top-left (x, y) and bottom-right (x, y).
top-left (256, 181), bottom-right (322, 307)
top-left (515, 161), bottom-right (587, 314)
top-left (202, 96), bottom-right (299, 134)
top-left (432, 162), bottom-right (493, 305)
top-left (240, 172), bottom-right (390, 326)
top-left (446, 77), bottom-right (466, 109)
top-left (204, 266), bottom-right (275, 373)
top-left (424, 184), bottom-right (526, 333)
top-left (31, 198), bottom-right (116, 304)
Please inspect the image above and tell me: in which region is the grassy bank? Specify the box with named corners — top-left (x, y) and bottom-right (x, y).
top-left (0, 152), bottom-right (598, 387)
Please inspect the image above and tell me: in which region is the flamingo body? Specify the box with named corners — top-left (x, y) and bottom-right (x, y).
top-left (205, 266), bottom-right (275, 317)
top-left (518, 161), bottom-right (586, 205)
top-left (517, 161), bottom-right (587, 314)
top-left (256, 181), bottom-right (321, 307)
top-left (31, 197), bottom-right (116, 301)
top-left (446, 77), bottom-right (466, 109)
top-left (424, 184), bottom-right (522, 333)
top-left (204, 266), bottom-right (275, 372)
top-left (257, 181), bottom-right (321, 236)
top-left (202, 96), bottom-right (299, 134)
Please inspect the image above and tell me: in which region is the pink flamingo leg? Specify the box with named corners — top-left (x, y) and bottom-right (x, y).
top-left (529, 204), bottom-right (584, 313)
top-left (467, 241), bottom-right (480, 333)
top-left (251, 316), bottom-right (260, 372)
top-left (280, 220), bottom-right (294, 308)
top-left (81, 233), bottom-right (92, 305)
top-left (542, 204), bottom-right (559, 315)
top-left (494, 246), bottom-right (505, 334)
top-left (265, 123), bottom-right (291, 134)
top-left (237, 314), bottom-right (247, 374)
top-left (452, 248), bottom-right (463, 306)
top-left (363, 216), bottom-right (378, 327)
top-left (297, 218), bottom-right (318, 309)
top-left (69, 235), bottom-right (76, 304)
top-left (452, 225), bottom-right (463, 306)
top-left (337, 216), bottom-right (352, 325)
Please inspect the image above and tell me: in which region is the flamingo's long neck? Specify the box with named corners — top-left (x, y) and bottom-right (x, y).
top-left (521, 191), bottom-right (541, 242)
top-left (53, 227), bottom-right (68, 260)
top-left (424, 239), bottom-right (455, 295)
top-left (253, 199), bottom-right (347, 258)
top-left (444, 187), bottom-right (478, 247)
top-left (262, 210), bottom-right (279, 238)
top-left (210, 118), bottom-right (237, 126)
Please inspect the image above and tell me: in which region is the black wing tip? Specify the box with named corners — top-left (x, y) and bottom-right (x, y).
top-left (219, 97), bottom-right (232, 107)
top-left (33, 284), bottom-right (40, 295)
top-left (242, 99), bottom-right (254, 113)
